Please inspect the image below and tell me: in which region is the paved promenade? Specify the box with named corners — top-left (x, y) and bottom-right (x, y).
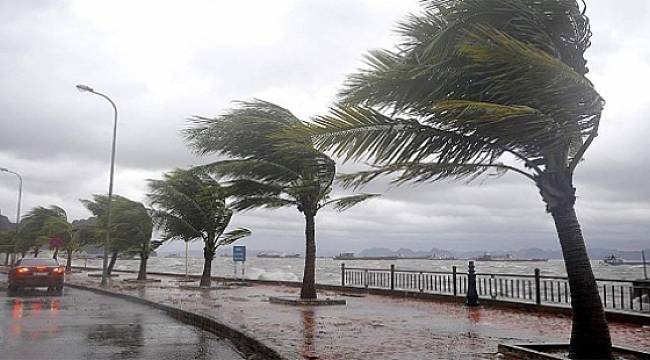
top-left (66, 272), bottom-right (650, 360)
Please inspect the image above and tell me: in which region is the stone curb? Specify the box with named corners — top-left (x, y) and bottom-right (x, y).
top-left (65, 282), bottom-right (295, 360)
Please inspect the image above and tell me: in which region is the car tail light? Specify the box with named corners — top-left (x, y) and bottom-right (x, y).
top-left (53, 267), bottom-right (65, 274)
top-left (16, 267), bottom-right (30, 274)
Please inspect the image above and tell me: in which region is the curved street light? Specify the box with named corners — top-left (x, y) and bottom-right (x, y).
top-left (0, 167), bottom-right (22, 264)
top-left (76, 84), bottom-right (118, 288)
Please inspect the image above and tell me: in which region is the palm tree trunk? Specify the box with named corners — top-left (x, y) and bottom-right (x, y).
top-left (300, 213), bottom-right (317, 299)
top-left (137, 253), bottom-right (148, 281)
top-left (65, 249), bottom-right (73, 273)
top-left (107, 251), bottom-right (118, 275)
top-left (52, 247), bottom-right (59, 259)
top-left (200, 235), bottom-right (215, 288)
top-left (33, 247), bottom-right (39, 257)
top-left (551, 204), bottom-right (612, 359)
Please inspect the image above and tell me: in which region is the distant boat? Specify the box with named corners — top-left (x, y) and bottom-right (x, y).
top-left (601, 253), bottom-right (649, 266)
top-left (428, 255), bottom-right (457, 260)
top-left (257, 251), bottom-right (300, 258)
top-left (474, 253), bottom-right (548, 262)
top-left (333, 252), bottom-right (399, 260)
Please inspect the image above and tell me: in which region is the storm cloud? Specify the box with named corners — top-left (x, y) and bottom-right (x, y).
top-left (1, 0), bottom-right (648, 255)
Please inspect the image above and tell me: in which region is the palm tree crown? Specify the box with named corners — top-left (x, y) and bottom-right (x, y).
top-left (186, 100), bottom-right (377, 217)
top-left (147, 168), bottom-right (251, 287)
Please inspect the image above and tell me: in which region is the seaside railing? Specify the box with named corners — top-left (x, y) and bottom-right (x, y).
top-left (340, 262), bottom-right (650, 314)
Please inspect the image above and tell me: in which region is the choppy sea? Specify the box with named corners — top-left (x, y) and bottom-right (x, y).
top-left (72, 257), bottom-right (648, 284)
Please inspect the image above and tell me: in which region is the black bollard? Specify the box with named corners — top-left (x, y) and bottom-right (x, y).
top-left (465, 261), bottom-right (479, 306)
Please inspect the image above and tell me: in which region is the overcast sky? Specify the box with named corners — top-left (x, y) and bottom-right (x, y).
top-left (1, 0), bottom-right (648, 255)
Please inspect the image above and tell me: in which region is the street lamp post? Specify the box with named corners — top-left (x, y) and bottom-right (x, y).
top-left (0, 167), bottom-right (22, 264)
top-left (76, 84), bottom-right (118, 288)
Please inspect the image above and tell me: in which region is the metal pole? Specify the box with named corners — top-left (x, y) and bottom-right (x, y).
top-left (642, 250), bottom-right (648, 280)
top-left (534, 268), bottom-right (541, 305)
top-left (452, 265), bottom-right (457, 296)
top-left (78, 87), bottom-right (118, 288)
top-left (185, 241), bottom-right (189, 279)
top-left (465, 261), bottom-right (479, 306)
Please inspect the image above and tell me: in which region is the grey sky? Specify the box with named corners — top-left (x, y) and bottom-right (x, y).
top-left (1, 0), bottom-right (648, 254)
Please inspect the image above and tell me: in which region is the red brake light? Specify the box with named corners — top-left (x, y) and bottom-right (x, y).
top-left (16, 267), bottom-right (30, 273)
top-left (53, 267), bottom-right (65, 274)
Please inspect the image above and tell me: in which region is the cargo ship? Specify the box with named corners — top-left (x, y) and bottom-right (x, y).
top-left (474, 253), bottom-right (548, 262)
top-left (333, 252), bottom-right (399, 260)
top-left (257, 251), bottom-right (301, 258)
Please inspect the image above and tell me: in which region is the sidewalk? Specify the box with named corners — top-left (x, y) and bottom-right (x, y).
top-left (67, 272), bottom-right (650, 360)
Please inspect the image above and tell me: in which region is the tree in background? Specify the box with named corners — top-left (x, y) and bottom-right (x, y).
top-left (306, 1), bottom-right (609, 357)
top-left (65, 218), bottom-right (101, 273)
top-left (147, 169), bottom-right (251, 287)
top-left (19, 206), bottom-right (71, 259)
top-left (81, 195), bottom-right (155, 278)
top-left (186, 100), bottom-right (378, 299)
top-left (0, 231), bottom-right (15, 264)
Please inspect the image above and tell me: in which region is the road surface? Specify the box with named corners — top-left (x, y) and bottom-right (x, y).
top-left (0, 275), bottom-right (245, 360)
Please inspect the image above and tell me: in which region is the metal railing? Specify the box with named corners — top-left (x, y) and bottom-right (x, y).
top-left (341, 263), bottom-right (650, 314)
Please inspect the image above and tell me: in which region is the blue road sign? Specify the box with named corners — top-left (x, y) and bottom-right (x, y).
top-left (233, 246), bottom-right (246, 262)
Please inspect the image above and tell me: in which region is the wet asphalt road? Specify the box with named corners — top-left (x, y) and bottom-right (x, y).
top-left (0, 275), bottom-right (245, 360)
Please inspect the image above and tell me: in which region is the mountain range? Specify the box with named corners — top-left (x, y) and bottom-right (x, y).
top-left (356, 247), bottom-right (650, 260)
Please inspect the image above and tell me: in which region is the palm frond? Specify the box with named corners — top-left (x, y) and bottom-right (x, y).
top-left (336, 161), bottom-right (525, 189)
top-left (230, 196), bottom-right (297, 212)
top-left (216, 228), bottom-right (252, 247)
top-left (309, 106), bottom-right (503, 166)
top-left (319, 194), bottom-right (380, 212)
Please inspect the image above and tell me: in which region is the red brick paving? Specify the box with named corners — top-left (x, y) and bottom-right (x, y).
top-left (68, 273), bottom-right (650, 360)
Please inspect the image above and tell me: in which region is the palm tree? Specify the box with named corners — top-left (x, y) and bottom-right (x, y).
top-left (305, 1), bottom-right (609, 358)
top-left (109, 197), bottom-right (156, 280)
top-left (147, 169), bottom-right (251, 287)
top-left (185, 100), bottom-right (378, 299)
top-left (81, 195), bottom-right (155, 278)
top-left (20, 206), bottom-right (71, 259)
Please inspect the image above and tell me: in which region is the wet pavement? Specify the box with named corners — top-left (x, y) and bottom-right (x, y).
top-left (64, 272), bottom-right (650, 360)
top-left (0, 275), bottom-right (245, 360)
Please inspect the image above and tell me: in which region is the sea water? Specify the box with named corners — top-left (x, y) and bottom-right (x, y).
top-left (72, 257), bottom-right (648, 284)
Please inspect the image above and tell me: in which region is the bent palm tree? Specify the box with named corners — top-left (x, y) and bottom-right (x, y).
top-left (185, 100), bottom-right (378, 299)
top-left (81, 195), bottom-right (155, 277)
top-left (20, 206), bottom-right (72, 259)
top-left (147, 169), bottom-right (251, 288)
top-left (306, 1), bottom-right (609, 358)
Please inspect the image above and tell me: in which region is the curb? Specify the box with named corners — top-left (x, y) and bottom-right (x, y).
top-left (65, 283), bottom-right (292, 360)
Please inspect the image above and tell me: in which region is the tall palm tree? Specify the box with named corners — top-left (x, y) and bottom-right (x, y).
top-left (185, 100), bottom-right (378, 299)
top-left (147, 169), bottom-right (251, 288)
top-left (305, 1), bottom-right (609, 358)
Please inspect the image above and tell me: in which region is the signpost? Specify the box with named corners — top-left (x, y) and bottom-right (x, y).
top-left (233, 245), bottom-right (246, 279)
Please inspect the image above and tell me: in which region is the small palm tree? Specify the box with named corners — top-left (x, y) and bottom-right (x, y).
top-left (306, 1), bottom-right (610, 358)
top-left (81, 195), bottom-right (155, 278)
top-left (185, 100), bottom-right (378, 299)
top-left (147, 169), bottom-right (251, 287)
top-left (20, 206), bottom-right (71, 259)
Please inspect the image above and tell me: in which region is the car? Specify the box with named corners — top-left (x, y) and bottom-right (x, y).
top-left (8, 258), bottom-right (65, 294)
